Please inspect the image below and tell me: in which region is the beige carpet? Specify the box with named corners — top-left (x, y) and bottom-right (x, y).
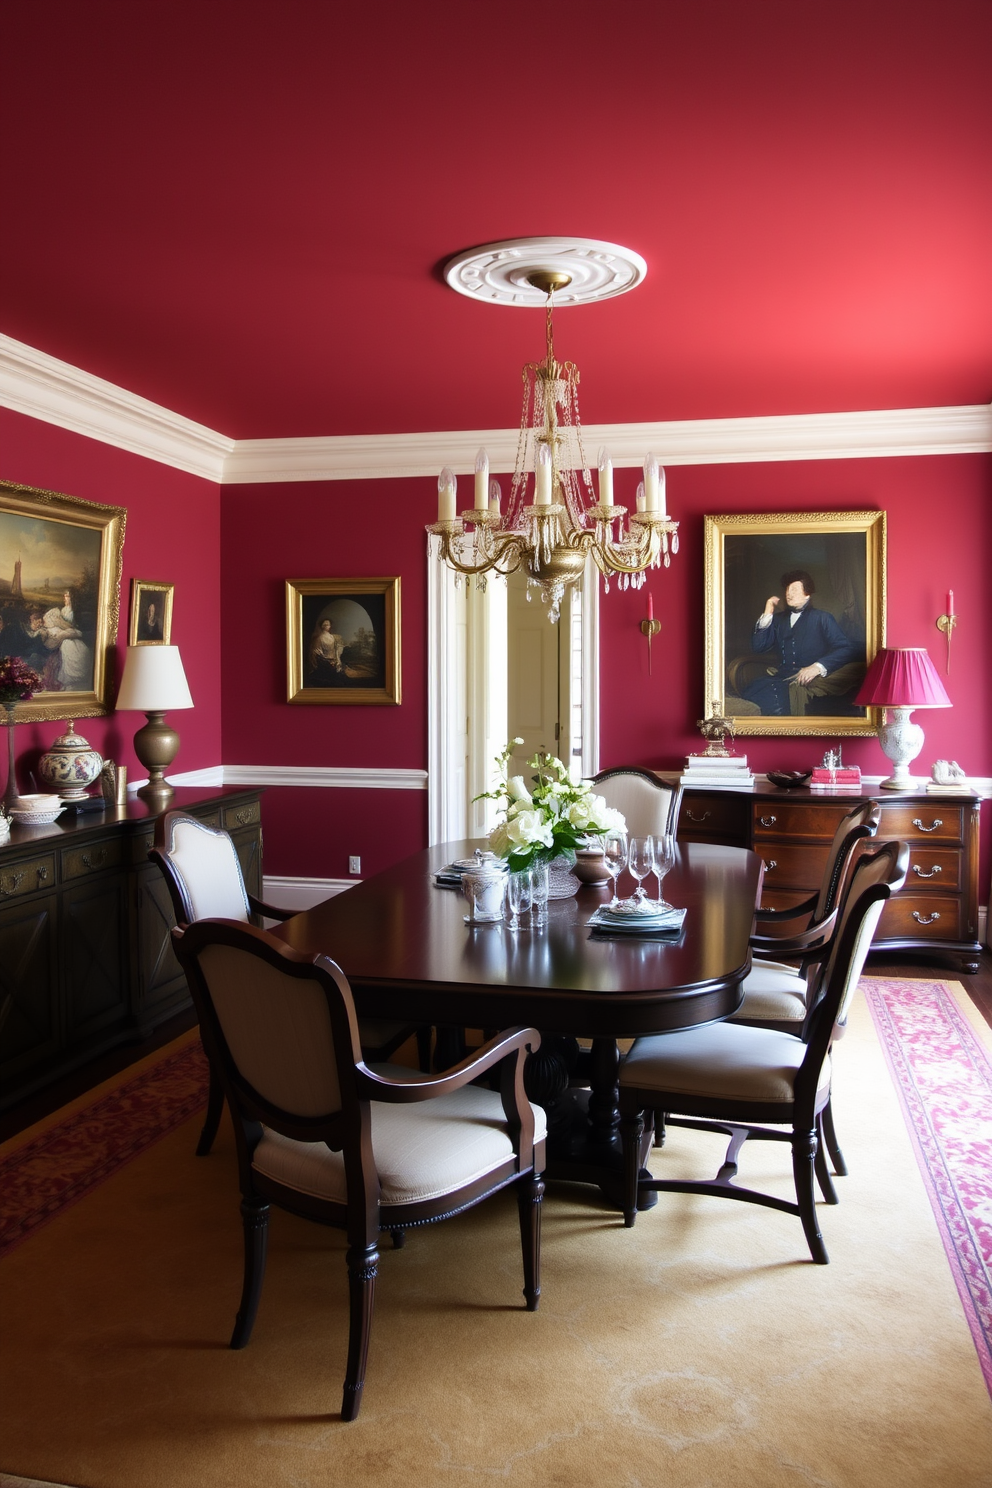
top-left (1, 986), bottom-right (990, 1488)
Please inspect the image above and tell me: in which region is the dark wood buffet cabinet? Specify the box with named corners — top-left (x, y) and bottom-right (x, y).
top-left (0, 786), bottom-right (263, 1111)
top-left (673, 779), bottom-right (983, 973)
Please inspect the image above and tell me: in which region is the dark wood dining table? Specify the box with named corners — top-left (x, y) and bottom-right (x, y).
top-left (273, 838), bottom-right (763, 1207)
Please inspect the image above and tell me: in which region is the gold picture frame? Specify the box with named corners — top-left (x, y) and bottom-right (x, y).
top-left (703, 511), bottom-right (886, 737)
top-left (286, 577), bottom-right (401, 705)
top-left (128, 579), bottom-right (174, 645)
top-left (0, 477), bottom-right (126, 722)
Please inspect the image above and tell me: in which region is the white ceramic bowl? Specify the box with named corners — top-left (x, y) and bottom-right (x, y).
top-left (9, 794), bottom-right (65, 825)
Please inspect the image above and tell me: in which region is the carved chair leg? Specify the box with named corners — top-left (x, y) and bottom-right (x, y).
top-left (230, 1198), bottom-right (269, 1349)
top-left (820, 1097), bottom-right (848, 1176)
top-left (793, 1128), bottom-right (828, 1264)
top-left (815, 1114), bottom-right (839, 1204)
top-left (652, 1111), bottom-right (668, 1148)
top-left (196, 1062), bottom-right (225, 1156)
top-left (620, 1111), bottom-right (645, 1228)
top-left (342, 1241), bottom-right (379, 1421)
top-left (516, 1171), bottom-right (544, 1312)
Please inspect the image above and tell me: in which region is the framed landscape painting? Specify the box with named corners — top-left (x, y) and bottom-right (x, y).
top-left (0, 478), bottom-right (126, 722)
top-left (703, 511), bottom-right (886, 737)
top-left (286, 577), bottom-right (401, 705)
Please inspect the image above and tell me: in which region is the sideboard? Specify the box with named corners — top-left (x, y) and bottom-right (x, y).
top-left (0, 786), bottom-right (263, 1110)
top-left (671, 779), bottom-right (982, 973)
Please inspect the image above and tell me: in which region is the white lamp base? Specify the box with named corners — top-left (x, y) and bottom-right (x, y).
top-left (877, 706), bottom-right (925, 790)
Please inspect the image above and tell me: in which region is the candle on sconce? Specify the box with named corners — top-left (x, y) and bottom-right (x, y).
top-left (438, 467), bottom-right (457, 523)
top-left (474, 448), bottom-right (489, 509)
top-left (947, 589), bottom-right (954, 616)
top-left (647, 592), bottom-right (654, 621)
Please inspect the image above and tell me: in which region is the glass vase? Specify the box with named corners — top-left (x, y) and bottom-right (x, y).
top-left (546, 854), bottom-right (580, 899)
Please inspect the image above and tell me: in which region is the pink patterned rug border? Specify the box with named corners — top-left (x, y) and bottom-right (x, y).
top-left (0, 1041), bottom-right (209, 1260)
top-left (862, 978), bottom-right (992, 1399)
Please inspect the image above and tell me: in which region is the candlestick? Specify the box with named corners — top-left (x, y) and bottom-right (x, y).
top-left (640, 612), bottom-right (662, 673)
top-left (647, 592), bottom-right (654, 621)
top-left (936, 592), bottom-right (958, 674)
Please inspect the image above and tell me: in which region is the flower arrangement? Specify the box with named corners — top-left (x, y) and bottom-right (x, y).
top-left (0, 655), bottom-right (42, 708)
top-left (479, 739), bottom-right (627, 872)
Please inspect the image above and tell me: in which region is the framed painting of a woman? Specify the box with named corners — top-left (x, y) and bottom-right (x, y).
top-left (703, 511), bottom-right (886, 737)
top-left (0, 479), bottom-right (126, 722)
top-left (286, 577), bottom-right (401, 705)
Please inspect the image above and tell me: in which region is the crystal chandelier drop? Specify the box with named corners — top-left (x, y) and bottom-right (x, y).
top-left (426, 252), bottom-right (679, 624)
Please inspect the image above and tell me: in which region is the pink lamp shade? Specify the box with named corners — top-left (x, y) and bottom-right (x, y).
top-left (854, 648), bottom-right (951, 709)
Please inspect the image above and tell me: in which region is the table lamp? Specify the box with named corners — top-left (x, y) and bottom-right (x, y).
top-left (853, 647), bottom-right (950, 790)
top-left (116, 645), bottom-right (194, 806)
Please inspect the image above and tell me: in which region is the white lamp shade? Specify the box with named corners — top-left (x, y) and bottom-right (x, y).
top-left (116, 646), bottom-right (194, 711)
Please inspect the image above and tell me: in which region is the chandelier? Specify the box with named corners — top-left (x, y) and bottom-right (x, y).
top-left (426, 239), bottom-right (679, 623)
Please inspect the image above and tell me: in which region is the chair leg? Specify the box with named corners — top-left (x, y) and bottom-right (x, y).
top-left (652, 1110), bottom-right (667, 1148)
top-left (342, 1241), bottom-right (379, 1421)
top-left (517, 1171), bottom-right (544, 1312)
top-left (793, 1128), bottom-right (828, 1264)
top-left (620, 1112), bottom-right (644, 1228)
top-left (821, 1097), bottom-right (848, 1176)
top-left (815, 1113), bottom-right (839, 1205)
top-left (230, 1198), bottom-right (269, 1348)
top-left (196, 1062), bottom-right (225, 1156)
top-left (389, 1227), bottom-right (406, 1249)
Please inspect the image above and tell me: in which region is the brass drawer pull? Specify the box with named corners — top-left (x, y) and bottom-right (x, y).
top-left (37, 866), bottom-right (49, 883)
top-left (912, 865), bottom-right (941, 879)
top-left (911, 818), bottom-right (942, 833)
top-left (759, 815), bottom-right (777, 827)
top-left (235, 808), bottom-right (254, 826)
top-left (762, 860), bottom-right (778, 872)
top-left (1, 871), bottom-right (26, 896)
top-left (81, 850), bottom-right (107, 870)
top-left (912, 911), bottom-right (940, 925)
top-left (686, 809), bottom-right (711, 824)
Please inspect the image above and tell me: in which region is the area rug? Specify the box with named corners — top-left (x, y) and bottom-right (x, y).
top-left (862, 977), bottom-right (992, 1399)
top-left (1, 984), bottom-right (990, 1488)
top-left (0, 1036), bottom-right (208, 1260)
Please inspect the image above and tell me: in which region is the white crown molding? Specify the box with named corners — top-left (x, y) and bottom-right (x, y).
top-left (221, 764), bottom-right (428, 790)
top-left (0, 332), bottom-right (233, 482)
top-left (1, 333), bottom-right (989, 484)
top-left (223, 405), bottom-right (992, 484)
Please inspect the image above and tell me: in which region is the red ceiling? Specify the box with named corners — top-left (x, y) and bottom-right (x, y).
top-left (2, 1), bottom-right (990, 440)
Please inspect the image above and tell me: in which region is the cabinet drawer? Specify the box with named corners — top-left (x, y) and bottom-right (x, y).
top-left (752, 801), bottom-right (850, 842)
top-left (61, 837), bottom-right (126, 881)
top-left (0, 853), bottom-right (57, 901)
top-left (905, 847), bottom-right (961, 892)
top-left (224, 799), bottom-right (260, 832)
top-left (878, 804), bottom-right (964, 844)
top-left (680, 793), bottom-right (749, 843)
top-left (879, 894), bottom-right (964, 941)
top-left (755, 843), bottom-right (830, 892)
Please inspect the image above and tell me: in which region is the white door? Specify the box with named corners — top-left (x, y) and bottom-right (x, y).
top-left (506, 571), bottom-right (575, 780)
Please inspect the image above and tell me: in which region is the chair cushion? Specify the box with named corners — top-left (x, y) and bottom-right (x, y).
top-left (727, 986), bottom-right (807, 1023)
top-left (252, 1082), bottom-right (547, 1207)
top-left (620, 1022), bottom-right (830, 1105)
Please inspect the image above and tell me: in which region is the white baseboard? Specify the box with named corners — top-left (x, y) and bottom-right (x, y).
top-left (263, 874), bottom-right (355, 910)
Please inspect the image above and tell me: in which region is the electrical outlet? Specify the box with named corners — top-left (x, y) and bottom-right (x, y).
top-left (348, 856), bottom-right (361, 875)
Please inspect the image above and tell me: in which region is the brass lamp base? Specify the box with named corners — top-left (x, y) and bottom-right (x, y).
top-left (133, 711), bottom-right (180, 809)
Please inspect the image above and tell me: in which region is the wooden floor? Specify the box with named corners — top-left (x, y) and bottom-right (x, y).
top-left (2, 948), bottom-right (990, 1146)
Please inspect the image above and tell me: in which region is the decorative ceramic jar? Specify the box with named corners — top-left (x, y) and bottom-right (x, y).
top-left (37, 722), bottom-right (104, 801)
top-left (571, 845), bottom-right (611, 886)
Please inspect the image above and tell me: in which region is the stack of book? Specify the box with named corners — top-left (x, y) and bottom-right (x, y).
top-left (680, 753), bottom-right (755, 788)
top-left (810, 765), bottom-right (862, 791)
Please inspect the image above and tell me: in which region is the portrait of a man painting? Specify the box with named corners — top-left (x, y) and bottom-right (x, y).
top-left (703, 512), bottom-right (886, 737)
top-left (129, 580), bottom-right (174, 646)
top-left (286, 577), bottom-right (401, 705)
top-left (0, 480), bottom-right (126, 722)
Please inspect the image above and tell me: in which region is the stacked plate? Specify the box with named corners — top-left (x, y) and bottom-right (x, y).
top-left (587, 897), bottom-right (686, 937)
top-left (434, 853), bottom-right (507, 889)
top-left (8, 793), bottom-right (65, 825)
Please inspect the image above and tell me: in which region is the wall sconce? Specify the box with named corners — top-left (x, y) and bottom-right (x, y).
top-left (639, 592), bottom-right (661, 672)
top-left (116, 645), bottom-right (194, 807)
top-left (935, 588), bottom-right (957, 673)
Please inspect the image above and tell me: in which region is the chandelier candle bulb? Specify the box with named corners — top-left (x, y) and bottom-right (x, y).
top-left (658, 465), bottom-right (667, 517)
top-left (598, 448), bottom-right (613, 505)
top-left (475, 449), bottom-right (489, 509)
top-left (438, 468), bottom-right (457, 523)
top-left (489, 479), bottom-right (501, 515)
top-left (535, 443), bottom-right (552, 505)
top-left (636, 482), bottom-right (646, 513)
top-left (644, 454), bottom-right (659, 511)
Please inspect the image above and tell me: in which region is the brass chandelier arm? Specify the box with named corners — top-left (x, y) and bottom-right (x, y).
top-left (429, 525), bottom-right (530, 578)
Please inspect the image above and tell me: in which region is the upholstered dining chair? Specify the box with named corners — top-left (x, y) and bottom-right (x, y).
top-left (150, 810), bottom-right (426, 1156)
top-left (591, 766), bottom-right (683, 838)
top-left (172, 916), bottom-right (546, 1421)
top-left (618, 839), bottom-right (909, 1263)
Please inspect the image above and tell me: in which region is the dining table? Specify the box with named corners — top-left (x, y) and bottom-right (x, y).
top-left (273, 838), bottom-right (764, 1208)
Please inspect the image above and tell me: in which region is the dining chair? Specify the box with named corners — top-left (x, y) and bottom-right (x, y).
top-left (591, 766), bottom-right (683, 839)
top-left (150, 810), bottom-right (427, 1156)
top-left (172, 916), bottom-right (546, 1420)
top-left (618, 839), bottom-right (909, 1263)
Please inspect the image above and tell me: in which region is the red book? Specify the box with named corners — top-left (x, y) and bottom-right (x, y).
top-left (811, 766), bottom-right (862, 784)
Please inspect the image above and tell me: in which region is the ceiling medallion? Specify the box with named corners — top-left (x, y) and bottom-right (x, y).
top-left (428, 237), bottom-right (677, 623)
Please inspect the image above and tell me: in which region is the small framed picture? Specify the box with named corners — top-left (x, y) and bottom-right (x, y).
top-left (286, 577), bottom-right (401, 705)
top-left (129, 580), bottom-right (174, 646)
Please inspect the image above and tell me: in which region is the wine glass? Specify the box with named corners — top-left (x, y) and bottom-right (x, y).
top-left (506, 869), bottom-right (531, 931)
top-left (627, 837), bottom-right (652, 900)
top-left (602, 831), bottom-right (628, 909)
top-left (649, 833), bottom-right (676, 906)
